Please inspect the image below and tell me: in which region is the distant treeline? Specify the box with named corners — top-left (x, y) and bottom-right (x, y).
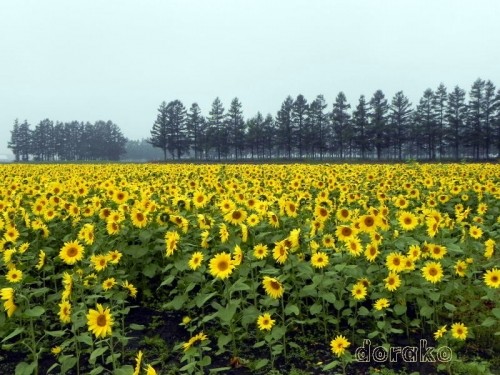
top-left (149, 78), bottom-right (500, 161)
top-left (8, 120), bottom-right (127, 161)
top-left (7, 78), bottom-right (500, 162)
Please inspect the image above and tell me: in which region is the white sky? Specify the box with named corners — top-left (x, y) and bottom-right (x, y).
top-left (1, 0), bottom-right (499, 156)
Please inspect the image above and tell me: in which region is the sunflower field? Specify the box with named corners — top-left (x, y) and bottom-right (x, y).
top-left (0, 163), bottom-right (499, 375)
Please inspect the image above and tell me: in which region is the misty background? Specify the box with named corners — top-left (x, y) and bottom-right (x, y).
top-left (1, 0), bottom-right (499, 160)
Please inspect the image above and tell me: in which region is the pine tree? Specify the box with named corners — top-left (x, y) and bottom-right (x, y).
top-left (434, 84), bottom-right (447, 158)
top-left (368, 90), bottom-right (389, 159)
top-left (291, 95), bottom-right (308, 158)
top-left (186, 103), bottom-right (206, 159)
top-left (148, 101), bottom-right (169, 160)
top-left (389, 91), bottom-right (412, 160)
top-left (445, 86), bottom-right (467, 160)
top-left (467, 79), bottom-right (485, 160)
top-left (275, 96), bottom-right (294, 158)
top-left (352, 96), bottom-right (370, 159)
top-left (8, 119), bottom-right (21, 161)
top-left (226, 98), bottom-right (246, 159)
top-left (308, 95), bottom-right (329, 159)
top-left (207, 97), bottom-right (227, 160)
top-left (331, 92), bottom-right (351, 159)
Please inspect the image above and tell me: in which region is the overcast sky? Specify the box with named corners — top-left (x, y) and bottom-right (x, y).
top-left (1, 0), bottom-right (499, 157)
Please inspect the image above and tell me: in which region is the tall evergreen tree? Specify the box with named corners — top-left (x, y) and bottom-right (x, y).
top-left (466, 78), bottom-right (485, 159)
top-left (414, 89), bottom-right (437, 159)
top-left (482, 80), bottom-right (497, 158)
top-left (331, 92), bottom-right (351, 159)
top-left (291, 95), bottom-right (308, 158)
top-left (164, 100), bottom-right (188, 159)
top-left (275, 96), bottom-right (294, 158)
top-left (186, 103), bottom-right (206, 159)
top-left (445, 86), bottom-right (467, 160)
top-left (148, 101), bottom-right (169, 160)
top-left (368, 90), bottom-right (389, 159)
top-left (207, 97), bottom-right (227, 160)
top-left (308, 95), bottom-right (329, 159)
top-left (434, 83), bottom-right (447, 158)
top-left (226, 97), bottom-right (246, 159)
top-left (7, 119), bottom-right (21, 161)
top-left (352, 95), bottom-right (370, 159)
top-left (389, 91), bottom-right (412, 160)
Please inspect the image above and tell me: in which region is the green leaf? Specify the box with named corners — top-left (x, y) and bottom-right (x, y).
top-left (420, 305), bottom-right (434, 318)
top-left (358, 306), bottom-right (370, 316)
top-left (217, 302), bottom-right (237, 324)
top-left (123, 245), bottom-right (148, 258)
top-left (89, 366), bottom-right (105, 375)
top-left (333, 300), bottom-right (345, 310)
top-left (394, 304), bottom-right (407, 316)
top-left (90, 347), bottom-right (108, 364)
top-left (159, 275), bottom-right (175, 288)
top-left (77, 333), bottom-right (93, 346)
top-left (217, 334), bottom-right (232, 351)
top-left (129, 324), bottom-right (145, 331)
top-left (61, 356), bottom-right (77, 373)
top-left (229, 279), bottom-right (250, 293)
top-left (166, 294), bottom-right (188, 310)
top-left (209, 367), bottom-right (233, 373)
top-left (377, 321), bottom-right (386, 330)
top-left (195, 292), bottom-right (218, 308)
top-left (142, 263), bottom-right (158, 278)
top-left (199, 356), bottom-right (212, 366)
top-left (15, 362), bottom-right (35, 375)
top-left (23, 306), bottom-right (45, 318)
top-left (322, 292), bottom-right (337, 303)
top-left (45, 330), bottom-right (66, 337)
top-left (252, 359), bottom-right (269, 370)
top-left (444, 302), bottom-right (456, 312)
top-left (139, 230), bottom-right (152, 243)
top-left (113, 365), bottom-right (134, 375)
top-left (271, 325), bottom-right (286, 340)
top-left (2, 327), bottom-right (25, 343)
top-left (428, 292), bottom-right (440, 302)
top-left (323, 360), bottom-right (340, 371)
top-left (285, 304), bottom-right (300, 316)
top-left (309, 303), bottom-right (322, 315)
top-left (491, 308), bottom-right (500, 319)
top-left (481, 317), bottom-right (496, 327)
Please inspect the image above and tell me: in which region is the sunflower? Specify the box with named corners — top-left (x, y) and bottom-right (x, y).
top-left (398, 211), bottom-right (419, 231)
top-left (336, 225), bottom-right (357, 242)
top-left (102, 278), bottom-right (117, 291)
top-left (3, 226), bottom-right (19, 242)
top-left (429, 244), bottom-right (447, 260)
top-left (364, 244), bottom-right (379, 262)
top-left (59, 240), bottom-right (85, 265)
top-left (58, 300), bottom-right (72, 324)
top-left (144, 365), bottom-right (157, 375)
top-left (113, 190), bottom-right (129, 205)
top-left (314, 205), bottom-right (330, 222)
top-left (483, 268), bottom-right (500, 288)
top-left (336, 207), bottom-right (351, 222)
top-left (106, 221), bottom-right (121, 235)
top-left (188, 252), bottom-right (204, 270)
top-left (86, 303), bottom-right (114, 339)
top-left (209, 252), bottom-right (235, 279)
top-left (358, 214), bottom-right (377, 232)
top-left (262, 276), bottom-right (284, 299)
top-left (267, 211), bottom-right (280, 228)
top-left (131, 209), bottom-right (148, 228)
top-left (253, 244), bottom-right (268, 260)
top-left (107, 250), bottom-right (123, 264)
top-left (454, 260), bottom-right (467, 277)
top-left (35, 250), bottom-right (46, 270)
top-left (219, 199), bottom-right (236, 213)
top-left (1, 287), bottom-right (17, 318)
top-left (434, 325), bottom-right (447, 340)
top-left (422, 261), bottom-right (444, 283)
top-left (122, 280), bottom-right (138, 298)
top-left (90, 254), bottom-right (109, 272)
top-left (374, 298), bottom-right (390, 311)
top-left (407, 244), bottom-right (421, 260)
top-left (330, 335), bottom-right (350, 356)
top-left (6, 268), bottom-right (23, 283)
top-left (165, 231), bottom-right (180, 257)
top-left (219, 223), bottom-right (229, 243)
top-left (273, 241), bottom-right (288, 264)
top-left (386, 252), bottom-right (405, 273)
top-left (224, 209), bottom-right (248, 226)
top-left (306, 250), bottom-right (327, 268)
top-left (133, 351), bottom-right (143, 375)
top-left (469, 225), bottom-right (483, 239)
top-left (182, 332), bottom-right (208, 351)
top-left (351, 283), bottom-right (367, 300)
top-left (246, 214), bottom-right (260, 227)
top-left (384, 272), bottom-right (401, 292)
top-left (484, 239), bottom-right (495, 258)
top-left (284, 201), bottom-right (298, 217)
top-left (451, 322), bottom-right (467, 340)
top-left (257, 313), bottom-right (275, 331)
top-left (232, 245), bottom-right (243, 266)
top-left (322, 234), bottom-right (335, 248)
top-left (192, 191), bottom-right (208, 208)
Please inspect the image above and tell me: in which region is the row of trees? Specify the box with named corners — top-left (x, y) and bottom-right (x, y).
top-left (8, 120), bottom-right (127, 161)
top-left (149, 78), bottom-right (500, 160)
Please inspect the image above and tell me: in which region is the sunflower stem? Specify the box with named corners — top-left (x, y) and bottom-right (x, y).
top-left (280, 296), bottom-right (287, 360)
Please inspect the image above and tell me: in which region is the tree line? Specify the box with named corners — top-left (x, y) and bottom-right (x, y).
top-left (8, 119), bottom-right (127, 161)
top-left (149, 78), bottom-right (500, 161)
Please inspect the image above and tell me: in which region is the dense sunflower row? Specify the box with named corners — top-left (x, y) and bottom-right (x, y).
top-left (0, 163), bottom-right (499, 374)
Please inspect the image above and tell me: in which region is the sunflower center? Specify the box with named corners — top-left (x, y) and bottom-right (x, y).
top-left (232, 211), bottom-right (242, 220)
top-left (393, 258), bottom-right (400, 265)
top-left (96, 314), bottom-right (107, 327)
top-left (342, 228), bottom-right (352, 236)
top-left (388, 278), bottom-right (395, 285)
top-left (404, 218), bottom-right (412, 224)
top-left (429, 268), bottom-right (438, 276)
top-left (217, 261), bottom-right (229, 271)
top-left (67, 247), bottom-right (78, 257)
top-left (491, 276), bottom-right (498, 282)
top-left (365, 217), bottom-right (374, 226)
top-left (270, 281), bottom-right (281, 291)
top-left (136, 213), bottom-right (144, 222)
